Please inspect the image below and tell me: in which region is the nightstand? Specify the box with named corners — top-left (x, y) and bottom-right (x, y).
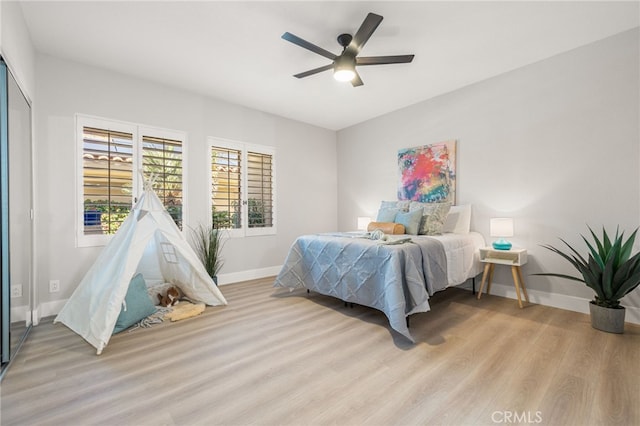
top-left (476, 247), bottom-right (529, 308)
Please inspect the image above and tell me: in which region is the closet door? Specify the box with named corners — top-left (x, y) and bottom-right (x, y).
top-left (0, 57), bottom-right (33, 375)
top-left (0, 59), bottom-right (8, 364)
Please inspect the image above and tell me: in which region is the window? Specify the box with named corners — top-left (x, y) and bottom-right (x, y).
top-left (141, 134), bottom-right (184, 229)
top-left (81, 126), bottom-right (134, 236)
top-left (77, 115), bottom-right (186, 247)
top-left (209, 137), bottom-right (275, 237)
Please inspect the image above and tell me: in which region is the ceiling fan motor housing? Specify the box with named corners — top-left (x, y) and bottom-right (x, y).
top-left (334, 53), bottom-right (356, 70)
top-left (337, 33), bottom-right (353, 49)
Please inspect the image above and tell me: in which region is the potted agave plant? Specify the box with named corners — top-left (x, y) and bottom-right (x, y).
top-left (535, 226), bottom-right (640, 333)
top-left (190, 223), bottom-right (225, 285)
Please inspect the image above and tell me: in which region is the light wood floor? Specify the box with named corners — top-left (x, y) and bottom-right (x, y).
top-left (1, 277), bottom-right (639, 426)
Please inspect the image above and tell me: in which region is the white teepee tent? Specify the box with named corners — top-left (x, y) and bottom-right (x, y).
top-left (55, 181), bottom-right (227, 354)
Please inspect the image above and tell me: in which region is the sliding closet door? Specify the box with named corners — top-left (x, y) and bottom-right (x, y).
top-left (0, 57), bottom-right (33, 375)
top-left (0, 60), bottom-right (9, 364)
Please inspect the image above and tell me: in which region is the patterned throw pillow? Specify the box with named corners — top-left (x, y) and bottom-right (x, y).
top-left (380, 200), bottom-right (410, 212)
top-left (396, 200), bottom-right (410, 212)
top-left (409, 202), bottom-right (452, 235)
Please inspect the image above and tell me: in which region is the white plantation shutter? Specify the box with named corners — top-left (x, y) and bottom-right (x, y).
top-left (209, 137), bottom-right (276, 237)
top-left (246, 151), bottom-right (273, 228)
top-left (77, 115), bottom-right (187, 247)
top-left (142, 134), bottom-right (184, 230)
top-left (82, 127), bottom-right (134, 236)
top-left (211, 146), bottom-right (242, 229)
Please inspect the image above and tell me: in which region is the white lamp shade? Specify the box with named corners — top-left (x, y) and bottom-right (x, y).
top-left (334, 68), bottom-right (356, 82)
top-left (357, 216), bottom-right (371, 231)
top-left (490, 218), bottom-right (514, 238)
top-left (334, 55), bottom-right (356, 82)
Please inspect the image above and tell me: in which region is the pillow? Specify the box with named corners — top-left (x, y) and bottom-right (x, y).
top-left (379, 200), bottom-right (410, 212)
top-left (443, 204), bottom-right (472, 234)
top-left (165, 302), bottom-right (206, 322)
top-left (379, 200), bottom-right (397, 210)
top-left (394, 209), bottom-right (423, 235)
top-left (376, 208), bottom-right (398, 222)
top-left (397, 200), bottom-right (410, 212)
top-left (113, 273), bottom-right (157, 334)
top-left (367, 221), bottom-right (406, 235)
top-left (409, 202), bottom-right (452, 235)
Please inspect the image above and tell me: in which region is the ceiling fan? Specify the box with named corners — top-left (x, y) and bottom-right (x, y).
top-left (282, 12), bottom-right (415, 87)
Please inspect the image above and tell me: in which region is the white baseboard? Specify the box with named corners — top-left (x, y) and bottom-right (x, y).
top-left (33, 268), bottom-right (640, 327)
top-left (474, 281), bottom-right (640, 325)
top-left (33, 307), bottom-right (40, 326)
top-left (38, 299), bottom-right (67, 321)
top-left (216, 266), bottom-right (281, 286)
top-left (9, 305), bottom-right (34, 326)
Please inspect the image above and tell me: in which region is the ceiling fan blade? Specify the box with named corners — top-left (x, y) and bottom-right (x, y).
top-left (351, 70), bottom-right (364, 87)
top-left (282, 32), bottom-right (337, 61)
top-left (293, 64), bottom-right (334, 79)
top-left (357, 55), bottom-right (415, 65)
top-left (346, 13), bottom-right (383, 56)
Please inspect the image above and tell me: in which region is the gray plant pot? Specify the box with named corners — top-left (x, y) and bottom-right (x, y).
top-left (589, 302), bottom-right (625, 334)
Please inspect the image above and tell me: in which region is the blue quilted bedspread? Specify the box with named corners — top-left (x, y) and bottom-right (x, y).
top-left (273, 233), bottom-right (448, 342)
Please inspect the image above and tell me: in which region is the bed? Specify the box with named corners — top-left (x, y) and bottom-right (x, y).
top-left (273, 230), bottom-right (485, 342)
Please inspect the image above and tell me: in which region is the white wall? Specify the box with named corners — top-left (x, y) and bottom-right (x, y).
top-left (1, 1), bottom-right (37, 321)
top-left (0, 0), bottom-right (36, 100)
top-left (34, 54), bottom-right (337, 312)
top-left (337, 29), bottom-right (640, 319)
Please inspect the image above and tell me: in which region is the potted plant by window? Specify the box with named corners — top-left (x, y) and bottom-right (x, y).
top-left (191, 223), bottom-right (225, 285)
top-left (535, 226), bottom-right (640, 333)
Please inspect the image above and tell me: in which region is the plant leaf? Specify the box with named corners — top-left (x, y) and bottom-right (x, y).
top-left (601, 242), bottom-right (620, 299)
top-left (189, 223), bottom-right (225, 280)
top-left (531, 272), bottom-right (585, 283)
top-left (542, 241), bottom-right (587, 271)
top-left (537, 226), bottom-right (640, 305)
top-left (612, 269), bottom-right (640, 300)
top-left (619, 228), bottom-right (637, 266)
top-left (585, 228), bottom-right (605, 270)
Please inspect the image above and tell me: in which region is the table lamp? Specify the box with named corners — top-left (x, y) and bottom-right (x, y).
top-left (490, 218), bottom-right (513, 250)
top-left (357, 216), bottom-right (371, 231)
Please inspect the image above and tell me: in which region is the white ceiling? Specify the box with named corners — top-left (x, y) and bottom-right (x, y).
top-left (19, 1), bottom-right (639, 130)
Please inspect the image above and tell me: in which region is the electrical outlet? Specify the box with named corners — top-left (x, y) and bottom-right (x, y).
top-left (49, 279), bottom-right (60, 293)
top-left (11, 284), bottom-right (22, 298)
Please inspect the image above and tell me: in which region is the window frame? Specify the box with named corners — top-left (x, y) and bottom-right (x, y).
top-left (208, 136), bottom-right (276, 238)
top-left (76, 114), bottom-right (188, 247)
top-left (139, 125), bottom-right (188, 233)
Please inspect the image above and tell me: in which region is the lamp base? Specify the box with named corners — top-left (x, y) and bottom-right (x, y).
top-left (492, 239), bottom-right (512, 250)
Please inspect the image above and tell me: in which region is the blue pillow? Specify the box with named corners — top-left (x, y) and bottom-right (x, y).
top-left (113, 273), bottom-right (156, 334)
top-left (377, 208), bottom-right (398, 222)
top-left (395, 209), bottom-right (423, 235)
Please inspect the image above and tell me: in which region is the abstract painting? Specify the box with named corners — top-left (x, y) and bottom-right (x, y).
top-left (398, 140), bottom-right (456, 203)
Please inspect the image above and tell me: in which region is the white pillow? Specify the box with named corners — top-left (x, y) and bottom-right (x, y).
top-left (443, 204), bottom-right (471, 234)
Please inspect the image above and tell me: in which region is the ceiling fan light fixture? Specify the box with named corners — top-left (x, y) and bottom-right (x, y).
top-left (334, 67), bottom-right (356, 82)
top-left (333, 54), bottom-right (356, 82)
